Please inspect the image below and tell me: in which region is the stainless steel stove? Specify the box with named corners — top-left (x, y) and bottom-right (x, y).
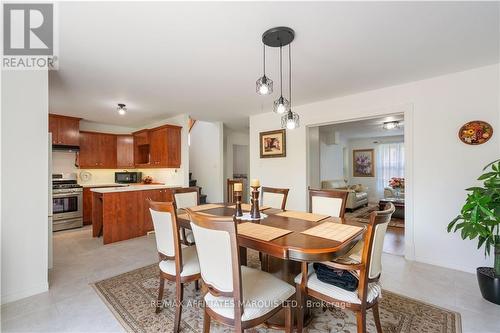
top-left (52, 173), bottom-right (83, 231)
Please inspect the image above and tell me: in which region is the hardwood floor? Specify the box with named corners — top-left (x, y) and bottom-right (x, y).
top-left (384, 226), bottom-right (405, 256)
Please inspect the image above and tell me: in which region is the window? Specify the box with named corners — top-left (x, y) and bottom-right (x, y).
top-left (376, 142), bottom-right (404, 196)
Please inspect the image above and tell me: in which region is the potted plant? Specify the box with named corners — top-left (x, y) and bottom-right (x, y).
top-left (448, 159), bottom-right (500, 305)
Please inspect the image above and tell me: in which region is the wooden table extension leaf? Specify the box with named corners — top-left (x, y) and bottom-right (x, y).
top-left (237, 222), bottom-right (293, 242)
top-left (275, 210), bottom-right (330, 222)
top-left (302, 222), bottom-right (364, 242)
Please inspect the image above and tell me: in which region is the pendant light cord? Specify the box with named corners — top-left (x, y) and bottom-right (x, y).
top-left (280, 45), bottom-right (283, 97)
top-left (288, 43), bottom-right (292, 108)
top-left (263, 44), bottom-right (266, 75)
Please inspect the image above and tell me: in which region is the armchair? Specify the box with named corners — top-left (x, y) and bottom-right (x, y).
top-left (321, 179), bottom-right (368, 210)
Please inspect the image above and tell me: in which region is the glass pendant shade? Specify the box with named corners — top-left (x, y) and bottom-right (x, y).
top-left (273, 96), bottom-right (290, 114)
top-left (256, 75), bottom-right (273, 95)
top-left (281, 110), bottom-right (300, 130)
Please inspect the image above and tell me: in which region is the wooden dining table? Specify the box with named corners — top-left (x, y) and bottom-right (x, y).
top-left (177, 203), bottom-right (366, 327)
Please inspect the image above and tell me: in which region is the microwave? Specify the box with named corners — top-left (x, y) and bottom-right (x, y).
top-left (115, 172), bottom-right (142, 184)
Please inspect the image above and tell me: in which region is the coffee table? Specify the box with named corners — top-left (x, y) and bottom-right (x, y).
top-left (379, 197), bottom-right (405, 219)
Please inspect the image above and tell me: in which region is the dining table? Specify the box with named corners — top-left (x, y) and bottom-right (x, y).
top-left (176, 203), bottom-right (366, 328)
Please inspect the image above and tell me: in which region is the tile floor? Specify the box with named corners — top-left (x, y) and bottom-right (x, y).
top-left (1, 226), bottom-right (499, 332)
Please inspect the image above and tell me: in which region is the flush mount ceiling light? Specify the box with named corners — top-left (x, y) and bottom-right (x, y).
top-left (117, 103), bottom-right (127, 115)
top-left (383, 121), bottom-right (401, 130)
top-left (256, 45), bottom-right (273, 95)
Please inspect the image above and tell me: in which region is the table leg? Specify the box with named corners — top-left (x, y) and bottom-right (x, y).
top-left (239, 246), bottom-right (247, 266)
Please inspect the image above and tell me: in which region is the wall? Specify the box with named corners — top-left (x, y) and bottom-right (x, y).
top-left (233, 145), bottom-right (249, 175)
top-left (1, 70), bottom-right (49, 304)
top-left (250, 64), bottom-right (500, 274)
top-left (347, 135), bottom-right (404, 202)
top-left (223, 127), bottom-right (250, 201)
top-left (189, 121), bottom-right (224, 203)
top-left (319, 132), bottom-right (346, 182)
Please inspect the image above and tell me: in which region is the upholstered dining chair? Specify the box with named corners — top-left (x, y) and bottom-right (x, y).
top-left (227, 178), bottom-right (244, 204)
top-left (186, 209), bottom-right (295, 333)
top-left (148, 200), bottom-right (201, 333)
top-left (295, 203), bottom-right (395, 333)
top-left (172, 187), bottom-right (199, 244)
top-left (308, 188), bottom-right (349, 218)
top-left (261, 186), bottom-right (290, 210)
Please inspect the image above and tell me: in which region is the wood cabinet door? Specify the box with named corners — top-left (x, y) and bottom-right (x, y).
top-left (79, 132), bottom-right (100, 167)
top-left (149, 128), bottom-right (168, 167)
top-left (58, 117), bottom-right (80, 146)
top-left (116, 135), bottom-right (134, 168)
top-left (98, 134), bottom-right (117, 168)
top-left (83, 188), bottom-right (92, 225)
top-left (48, 115), bottom-right (59, 144)
top-left (166, 127), bottom-right (181, 168)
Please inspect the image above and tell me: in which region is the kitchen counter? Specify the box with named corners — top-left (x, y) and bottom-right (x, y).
top-left (80, 183), bottom-right (128, 188)
top-left (90, 184), bottom-right (178, 193)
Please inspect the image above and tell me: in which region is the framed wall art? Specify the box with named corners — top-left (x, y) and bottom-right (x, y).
top-left (458, 120), bottom-right (493, 145)
top-left (260, 129), bottom-right (286, 158)
top-left (353, 149), bottom-right (375, 177)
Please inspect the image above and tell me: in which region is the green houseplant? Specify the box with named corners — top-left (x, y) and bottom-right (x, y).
top-left (448, 159), bottom-right (500, 305)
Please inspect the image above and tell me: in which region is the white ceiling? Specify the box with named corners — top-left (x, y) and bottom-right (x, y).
top-left (49, 1), bottom-right (499, 129)
top-left (319, 115), bottom-right (404, 140)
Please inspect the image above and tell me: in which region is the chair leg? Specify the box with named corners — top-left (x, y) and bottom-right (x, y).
top-left (173, 281), bottom-right (184, 333)
top-left (285, 302), bottom-right (293, 333)
top-left (372, 303), bottom-right (383, 333)
top-left (156, 276), bottom-right (165, 314)
top-left (202, 306), bottom-right (211, 333)
top-left (296, 286), bottom-right (304, 333)
top-left (195, 279), bottom-right (199, 291)
top-left (355, 310), bottom-right (367, 333)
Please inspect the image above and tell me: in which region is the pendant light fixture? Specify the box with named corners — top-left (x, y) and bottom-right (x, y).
top-left (117, 103), bottom-right (127, 115)
top-left (256, 45), bottom-right (273, 95)
top-left (273, 45), bottom-right (290, 114)
top-left (281, 43), bottom-right (300, 129)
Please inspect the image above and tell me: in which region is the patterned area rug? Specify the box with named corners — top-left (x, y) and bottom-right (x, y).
top-left (92, 251), bottom-right (460, 333)
top-left (346, 205), bottom-right (405, 228)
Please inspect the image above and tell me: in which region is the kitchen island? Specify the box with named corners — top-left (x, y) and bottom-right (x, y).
top-left (91, 184), bottom-right (181, 244)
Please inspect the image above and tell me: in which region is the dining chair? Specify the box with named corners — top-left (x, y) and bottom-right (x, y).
top-left (172, 187), bottom-right (199, 244)
top-left (308, 188), bottom-right (349, 218)
top-left (148, 200), bottom-right (201, 333)
top-left (227, 178), bottom-right (245, 204)
top-left (295, 203), bottom-right (395, 333)
top-left (186, 209), bottom-right (295, 333)
top-left (261, 186), bottom-right (290, 210)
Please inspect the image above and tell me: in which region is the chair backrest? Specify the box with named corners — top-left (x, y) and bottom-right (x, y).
top-left (308, 188), bottom-right (348, 218)
top-left (227, 178), bottom-right (244, 203)
top-left (148, 201), bottom-right (182, 263)
top-left (261, 186), bottom-right (289, 210)
top-left (361, 203), bottom-right (395, 281)
top-left (172, 187), bottom-right (200, 209)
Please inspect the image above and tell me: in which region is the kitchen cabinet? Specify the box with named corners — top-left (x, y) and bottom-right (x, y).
top-left (79, 131), bottom-right (117, 168)
top-left (83, 185), bottom-right (125, 225)
top-left (133, 130), bottom-right (150, 167)
top-left (145, 125), bottom-right (182, 168)
top-left (116, 135), bottom-right (134, 168)
top-left (49, 114), bottom-right (81, 146)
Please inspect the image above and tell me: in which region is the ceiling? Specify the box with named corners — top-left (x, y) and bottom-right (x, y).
top-left (319, 115), bottom-right (404, 140)
top-left (49, 1), bottom-right (499, 129)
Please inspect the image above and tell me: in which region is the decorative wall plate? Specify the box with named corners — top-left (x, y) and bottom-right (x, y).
top-left (458, 121), bottom-right (493, 145)
top-left (79, 171), bottom-right (92, 182)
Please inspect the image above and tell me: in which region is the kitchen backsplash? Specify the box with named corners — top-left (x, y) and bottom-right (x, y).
top-left (52, 151), bottom-right (184, 185)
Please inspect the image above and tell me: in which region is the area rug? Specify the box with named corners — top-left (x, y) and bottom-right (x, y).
top-left (346, 205), bottom-right (405, 228)
top-left (92, 250), bottom-right (460, 333)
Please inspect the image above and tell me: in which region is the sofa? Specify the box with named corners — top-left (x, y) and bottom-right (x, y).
top-left (384, 187), bottom-right (405, 199)
top-left (320, 180), bottom-right (369, 210)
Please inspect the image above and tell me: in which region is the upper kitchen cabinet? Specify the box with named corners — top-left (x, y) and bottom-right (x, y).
top-left (116, 135), bottom-right (134, 168)
top-left (49, 114), bottom-right (81, 146)
top-left (133, 125), bottom-right (182, 168)
top-left (79, 131), bottom-right (117, 168)
top-left (133, 130), bottom-right (150, 167)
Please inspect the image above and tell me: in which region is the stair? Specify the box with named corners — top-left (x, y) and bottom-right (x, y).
top-left (189, 172), bottom-right (207, 204)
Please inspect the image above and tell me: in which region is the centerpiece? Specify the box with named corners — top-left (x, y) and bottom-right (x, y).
top-left (389, 177), bottom-right (405, 198)
top-left (447, 159), bottom-right (500, 305)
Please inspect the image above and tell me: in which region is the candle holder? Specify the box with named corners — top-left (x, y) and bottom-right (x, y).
top-left (250, 186), bottom-right (261, 219)
top-left (234, 190), bottom-right (243, 218)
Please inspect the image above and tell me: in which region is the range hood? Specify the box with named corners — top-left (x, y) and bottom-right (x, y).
top-left (52, 144), bottom-right (80, 152)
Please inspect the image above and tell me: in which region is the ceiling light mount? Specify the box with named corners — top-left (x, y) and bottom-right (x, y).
top-left (262, 27), bottom-right (295, 47)
top-left (383, 121), bottom-right (401, 130)
top-left (117, 103), bottom-right (127, 115)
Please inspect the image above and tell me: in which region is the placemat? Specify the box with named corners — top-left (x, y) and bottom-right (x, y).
top-left (237, 222), bottom-right (292, 241)
top-left (302, 222), bottom-right (363, 242)
top-left (188, 204), bottom-right (225, 212)
top-left (228, 203), bottom-right (270, 211)
top-left (275, 210), bottom-right (329, 222)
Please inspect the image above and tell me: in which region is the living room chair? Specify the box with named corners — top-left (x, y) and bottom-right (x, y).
top-left (308, 188), bottom-right (349, 218)
top-left (172, 187), bottom-right (199, 244)
top-left (186, 209), bottom-right (295, 333)
top-left (295, 203), bottom-right (395, 333)
top-left (261, 186), bottom-right (289, 210)
top-left (148, 200), bottom-right (201, 333)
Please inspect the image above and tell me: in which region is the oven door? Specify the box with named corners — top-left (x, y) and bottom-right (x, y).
top-left (52, 192), bottom-right (83, 221)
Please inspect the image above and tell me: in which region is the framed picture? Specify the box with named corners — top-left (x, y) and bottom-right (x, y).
top-left (458, 120), bottom-right (493, 145)
top-left (260, 129), bottom-right (286, 158)
top-left (353, 149), bottom-right (375, 177)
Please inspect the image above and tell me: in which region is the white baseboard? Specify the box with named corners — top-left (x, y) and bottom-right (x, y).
top-left (1, 282), bottom-right (49, 305)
